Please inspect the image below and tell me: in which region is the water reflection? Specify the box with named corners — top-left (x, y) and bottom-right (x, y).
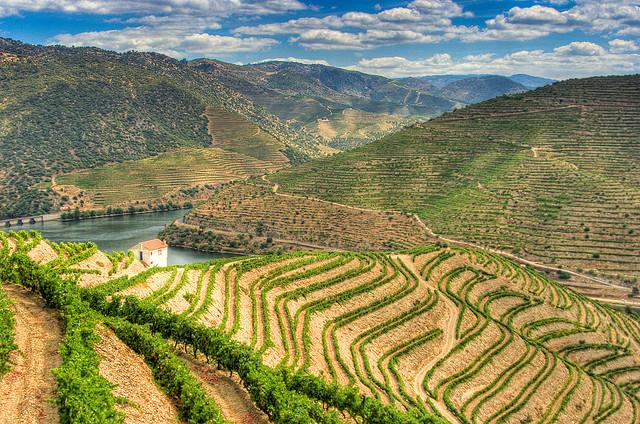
top-left (13, 210), bottom-right (236, 265)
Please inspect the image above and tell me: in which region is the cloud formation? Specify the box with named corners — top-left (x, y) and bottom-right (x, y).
top-left (51, 27), bottom-right (278, 57)
top-left (233, 0), bottom-right (640, 48)
top-left (0, 0), bottom-right (307, 17)
top-left (8, 0), bottom-right (639, 75)
top-left (235, 0), bottom-right (471, 49)
top-left (347, 41), bottom-right (640, 79)
top-left (254, 57), bottom-right (330, 65)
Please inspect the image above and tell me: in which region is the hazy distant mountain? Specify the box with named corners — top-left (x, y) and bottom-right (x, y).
top-left (438, 75), bottom-right (528, 103)
top-left (398, 73), bottom-right (555, 104)
top-left (509, 74), bottom-right (558, 89)
top-left (192, 59), bottom-right (458, 149)
top-left (193, 59), bottom-right (457, 121)
top-left (402, 74), bottom-right (495, 88)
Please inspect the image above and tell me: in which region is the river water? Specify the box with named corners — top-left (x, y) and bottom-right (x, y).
top-left (13, 209), bottom-right (235, 265)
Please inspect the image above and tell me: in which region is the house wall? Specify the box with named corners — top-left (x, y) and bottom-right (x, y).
top-left (132, 247), bottom-right (168, 267)
top-left (149, 248), bottom-right (168, 267)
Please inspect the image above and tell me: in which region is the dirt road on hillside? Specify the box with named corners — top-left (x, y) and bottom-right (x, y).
top-left (0, 285), bottom-right (62, 423)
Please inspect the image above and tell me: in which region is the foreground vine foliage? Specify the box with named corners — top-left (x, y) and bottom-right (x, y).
top-left (0, 231), bottom-right (444, 424)
top-left (5, 229), bottom-right (640, 423)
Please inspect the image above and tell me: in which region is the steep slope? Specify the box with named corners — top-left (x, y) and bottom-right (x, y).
top-left (0, 285), bottom-right (62, 423)
top-left (2, 231), bottom-right (444, 424)
top-left (0, 39), bottom-right (320, 219)
top-left (13, 231), bottom-right (640, 423)
top-left (161, 180), bottom-right (435, 254)
top-left (268, 75), bottom-right (640, 283)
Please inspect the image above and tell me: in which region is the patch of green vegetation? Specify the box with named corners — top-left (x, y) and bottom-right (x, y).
top-left (0, 39), bottom-right (319, 219)
top-left (270, 75), bottom-right (640, 281)
top-left (0, 283), bottom-right (16, 377)
top-left (56, 147), bottom-right (279, 207)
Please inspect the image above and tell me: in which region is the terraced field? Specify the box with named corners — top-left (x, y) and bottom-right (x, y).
top-left (6, 231), bottom-right (640, 423)
top-left (205, 106), bottom-right (289, 166)
top-left (55, 146), bottom-right (285, 208)
top-left (181, 181), bottom-right (434, 252)
top-left (313, 108), bottom-right (409, 149)
top-left (53, 105), bottom-right (291, 210)
top-left (269, 75), bottom-right (640, 283)
top-left (0, 230), bottom-right (446, 424)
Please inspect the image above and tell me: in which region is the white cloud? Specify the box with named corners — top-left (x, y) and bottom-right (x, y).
top-left (609, 38), bottom-right (639, 52)
top-left (0, 0), bottom-right (307, 17)
top-left (39, 0), bottom-right (296, 58)
top-left (290, 29), bottom-right (441, 50)
top-left (235, 0), bottom-right (468, 49)
top-left (233, 0), bottom-right (640, 49)
top-left (50, 27), bottom-right (278, 58)
top-left (347, 41), bottom-right (640, 79)
top-left (254, 57), bottom-right (330, 65)
top-left (553, 41), bottom-right (606, 56)
top-left (470, 0), bottom-right (640, 41)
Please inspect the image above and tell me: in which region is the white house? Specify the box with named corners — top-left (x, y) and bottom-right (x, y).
top-left (130, 239), bottom-right (168, 267)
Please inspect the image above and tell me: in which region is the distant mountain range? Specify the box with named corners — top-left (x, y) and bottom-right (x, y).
top-left (401, 73), bottom-right (555, 89)
top-left (398, 74), bottom-right (557, 103)
top-left (193, 60), bottom-right (556, 145)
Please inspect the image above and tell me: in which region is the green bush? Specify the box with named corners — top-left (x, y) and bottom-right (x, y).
top-left (0, 283), bottom-right (17, 376)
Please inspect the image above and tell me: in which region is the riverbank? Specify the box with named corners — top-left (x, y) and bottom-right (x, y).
top-left (11, 209), bottom-right (234, 265)
top-left (59, 204), bottom-right (191, 222)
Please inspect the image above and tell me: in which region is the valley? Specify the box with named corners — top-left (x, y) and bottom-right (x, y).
top-left (0, 31), bottom-right (638, 424)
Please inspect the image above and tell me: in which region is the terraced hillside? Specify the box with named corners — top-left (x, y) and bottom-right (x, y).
top-left (171, 181), bottom-right (434, 253)
top-left (6, 231), bottom-right (640, 423)
top-left (55, 146), bottom-right (285, 209)
top-left (205, 107), bottom-right (290, 165)
top-left (55, 107), bottom-right (290, 209)
top-left (0, 38), bottom-right (320, 218)
top-left (0, 230), bottom-right (444, 424)
top-left (269, 75), bottom-right (640, 283)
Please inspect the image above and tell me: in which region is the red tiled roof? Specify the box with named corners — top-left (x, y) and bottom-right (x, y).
top-left (140, 239), bottom-right (167, 250)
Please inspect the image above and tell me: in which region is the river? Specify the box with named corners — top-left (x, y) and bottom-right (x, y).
top-left (13, 209), bottom-right (236, 265)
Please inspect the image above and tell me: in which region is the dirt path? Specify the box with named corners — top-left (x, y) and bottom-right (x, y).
top-left (0, 285), bottom-right (62, 424)
top-left (95, 326), bottom-right (180, 424)
top-left (179, 353), bottom-right (270, 424)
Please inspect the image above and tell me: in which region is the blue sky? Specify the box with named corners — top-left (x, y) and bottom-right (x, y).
top-left (1, 0), bottom-right (639, 79)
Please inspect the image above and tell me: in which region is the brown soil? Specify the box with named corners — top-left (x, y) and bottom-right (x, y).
top-left (200, 263), bottom-right (235, 327)
top-left (0, 285), bottom-right (62, 424)
top-left (95, 325), bottom-right (180, 423)
top-left (26, 241), bottom-right (58, 264)
top-left (119, 271), bottom-right (173, 298)
top-left (72, 251), bottom-right (112, 288)
top-left (261, 257), bottom-right (361, 368)
top-left (162, 269), bottom-right (201, 315)
top-left (178, 352), bottom-right (270, 424)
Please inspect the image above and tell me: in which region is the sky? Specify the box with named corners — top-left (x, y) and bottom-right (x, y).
top-left (1, 0), bottom-right (639, 79)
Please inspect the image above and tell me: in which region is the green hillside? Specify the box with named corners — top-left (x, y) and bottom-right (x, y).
top-left (269, 75), bottom-right (640, 282)
top-left (192, 59), bottom-right (457, 147)
top-left (0, 39), bottom-right (319, 219)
